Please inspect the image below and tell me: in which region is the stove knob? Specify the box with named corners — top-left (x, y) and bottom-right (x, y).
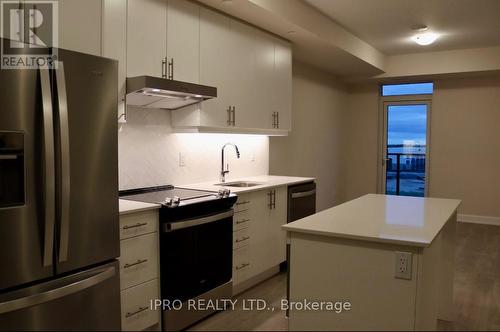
top-left (163, 197), bottom-right (173, 207)
top-left (217, 189), bottom-right (226, 198)
top-left (173, 196), bottom-right (181, 207)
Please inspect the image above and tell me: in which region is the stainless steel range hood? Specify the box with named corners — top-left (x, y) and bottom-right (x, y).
top-left (126, 76), bottom-right (217, 110)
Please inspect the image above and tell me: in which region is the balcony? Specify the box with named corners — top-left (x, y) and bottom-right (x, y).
top-left (386, 153), bottom-right (426, 197)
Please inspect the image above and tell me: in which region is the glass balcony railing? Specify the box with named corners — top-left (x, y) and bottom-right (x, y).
top-left (386, 153), bottom-right (426, 197)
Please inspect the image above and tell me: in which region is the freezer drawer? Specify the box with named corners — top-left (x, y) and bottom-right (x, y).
top-left (0, 260), bottom-right (121, 331)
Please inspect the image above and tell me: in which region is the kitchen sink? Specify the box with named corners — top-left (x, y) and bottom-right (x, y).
top-left (214, 181), bottom-right (263, 188)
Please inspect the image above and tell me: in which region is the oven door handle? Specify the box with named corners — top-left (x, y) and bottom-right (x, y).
top-left (162, 210), bottom-right (234, 232)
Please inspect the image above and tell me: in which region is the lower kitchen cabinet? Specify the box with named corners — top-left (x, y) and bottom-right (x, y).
top-left (232, 187), bottom-right (287, 293)
top-left (120, 232), bottom-right (159, 290)
top-left (121, 279), bottom-right (160, 331)
top-left (119, 209), bottom-right (161, 331)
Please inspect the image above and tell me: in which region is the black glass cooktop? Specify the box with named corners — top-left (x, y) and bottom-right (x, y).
top-left (119, 185), bottom-right (216, 204)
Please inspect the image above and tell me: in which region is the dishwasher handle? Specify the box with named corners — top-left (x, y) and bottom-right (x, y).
top-left (291, 189), bottom-right (316, 199)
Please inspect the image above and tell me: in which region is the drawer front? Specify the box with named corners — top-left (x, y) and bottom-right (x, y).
top-left (233, 214), bottom-right (252, 231)
top-left (120, 233), bottom-right (158, 290)
top-left (119, 210), bottom-right (158, 240)
top-left (233, 245), bottom-right (252, 285)
top-left (121, 279), bottom-right (160, 331)
top-left (234, 194), bottom-right (251, 213)
top-left (233, 228), bottom-right (250, 249)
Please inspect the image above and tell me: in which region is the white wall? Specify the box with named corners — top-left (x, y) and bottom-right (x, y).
top-left (118, 107), bottom-right (269, 190)
top-left (343, 76), bottom-right (500, 218)
top-left (270, 61), bottom-right (348, 211)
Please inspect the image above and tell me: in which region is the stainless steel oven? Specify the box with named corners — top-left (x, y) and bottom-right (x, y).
top-left (160, 208), bottom-right (234, 331)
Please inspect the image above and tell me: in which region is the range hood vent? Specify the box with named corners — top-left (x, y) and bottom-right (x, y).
top-left (126, 76), bottom-right (217, 110)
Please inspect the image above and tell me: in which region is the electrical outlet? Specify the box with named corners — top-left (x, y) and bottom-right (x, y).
top-left (395, 251), bottom-right (412, 280)
top-left (179, 152), bottom-right (186, 167)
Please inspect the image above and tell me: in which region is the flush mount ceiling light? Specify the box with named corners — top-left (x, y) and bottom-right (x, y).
top-left (411, 25), bottom-right (439, 46)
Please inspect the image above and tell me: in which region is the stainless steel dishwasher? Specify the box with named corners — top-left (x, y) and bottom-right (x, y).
top-left (286, 181), bottom-right (316, 317)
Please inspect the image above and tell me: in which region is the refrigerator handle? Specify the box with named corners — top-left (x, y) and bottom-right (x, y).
top-left (0, 266), bottom-right (115, 314)
top-left (40, 66), bottom-right (55, 268)
top-left (55, 61), bottom-right (71, 263)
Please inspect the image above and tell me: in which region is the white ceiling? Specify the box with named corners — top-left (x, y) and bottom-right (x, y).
top-left (304, 0), bottom-right (500, 55)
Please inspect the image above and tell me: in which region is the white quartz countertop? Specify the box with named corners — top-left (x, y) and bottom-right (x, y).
top-left (283, 194), bottom-right (461, 247)
top-left (176, 175), bottom-right (315, 194)
top-left (119, 199), bottom-right (160, 215)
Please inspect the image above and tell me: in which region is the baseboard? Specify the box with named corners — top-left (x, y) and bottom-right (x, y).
top-left (457, 214), bottom-right (500, 226)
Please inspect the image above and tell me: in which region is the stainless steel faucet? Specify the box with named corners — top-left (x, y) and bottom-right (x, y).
top-left (220, 143), bottom-right (240, 183)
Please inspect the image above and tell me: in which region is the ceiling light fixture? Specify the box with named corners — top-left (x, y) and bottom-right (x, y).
top-left (411, 25), bottom-right (439, 46)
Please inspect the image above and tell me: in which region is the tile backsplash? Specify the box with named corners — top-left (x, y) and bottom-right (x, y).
top-left (118, 107), bottom-right (269, 190)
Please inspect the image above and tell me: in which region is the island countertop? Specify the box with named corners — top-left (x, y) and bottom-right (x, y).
top-left (282, 194), bottom-right (461, 247)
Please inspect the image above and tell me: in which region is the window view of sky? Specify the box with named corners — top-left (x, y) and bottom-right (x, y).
top-left (387, 104), bottom-right (427, 145)
top-left (382, 82), bottom-right (433, 96)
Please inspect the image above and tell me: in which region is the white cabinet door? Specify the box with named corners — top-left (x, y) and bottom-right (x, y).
top-left (266, 186), bottom-right (287, 264)
top-left (102, 0), bottom-right (127, 117)
top-left (166, 0), bottom-right (199, 83)
top-left (58, 0), bottom-right (102, 56)
top-left (273, 38), bottom-right (292, 131)
top-left (254, 30), bottom-right (276, 129)
top-left (199, 7), bottom-right (232, 127)
top-left (227, 20), bottom-right (256, 129)
top-left (249, 187), bottom-right (287, 273)
top-left (127, 0), bottom-right (167, 78)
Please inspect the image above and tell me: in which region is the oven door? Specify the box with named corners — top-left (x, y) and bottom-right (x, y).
top-left (160, 210), bottom-right (233, 302)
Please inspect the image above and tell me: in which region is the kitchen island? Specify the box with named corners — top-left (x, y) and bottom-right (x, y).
top-left (283, 194), bottom-right (461, 331)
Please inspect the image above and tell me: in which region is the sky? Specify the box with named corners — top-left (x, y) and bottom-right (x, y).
top-left (387, 104), bottom-right (427, 145)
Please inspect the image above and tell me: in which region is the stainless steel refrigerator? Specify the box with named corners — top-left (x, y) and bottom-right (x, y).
top-left (0, 44), bottom-right (121, 330)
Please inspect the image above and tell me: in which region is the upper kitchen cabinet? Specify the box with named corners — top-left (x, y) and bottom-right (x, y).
top-left (198, 7), bottom-right (234, 128)
top-left (273, 38), bottom-right (292, 131)
top-left (227, 19), bottom-right (259, 130)
top-left (58, 0), bottom-right (102, 56)
top-left (254, 29), bottom-right (277, 130)
top-left (166, 0), bottom-right (200, 83)
top-left (127, 0), bottom-right (167, 78)
top-left (102, 0), bottom-right (127, 119)
top-left (170, 6), bottom-right (293, 135)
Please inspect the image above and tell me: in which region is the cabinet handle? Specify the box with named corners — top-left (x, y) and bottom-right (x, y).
top-left (168, 58), bottom-right (174, 80)
top-left (236, 263), bottom-right (250, 270)
top-left (125, 306), bottom-right (149, 318)
top-left (268, 190), bottom-right (276, 209)
top-left (277, 112), bottom-right (280, 128)
top-left (122, 222), bottom-right (148, 230)
top-left (235, 236), bottom-right (250, 243)
top-left (227, 106), bottom-right (232, 126)
top-left (232, 106), bottom-right (236, 126)
top-left (123, 258), bottom-right (148, 269)
top-left (272, 112), bottom-right (276, 128)
top-left (161, 57), bottom-right (167, 79)
top-left (235, 208), bottom-right (249, 214)
top-left (236, 201), bottom-right (250, 206)
top-left (236, 219), bottom-right (250, 225)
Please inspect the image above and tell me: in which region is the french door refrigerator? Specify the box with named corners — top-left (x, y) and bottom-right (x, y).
top-left (0, 44), bottom-right (121, 330)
